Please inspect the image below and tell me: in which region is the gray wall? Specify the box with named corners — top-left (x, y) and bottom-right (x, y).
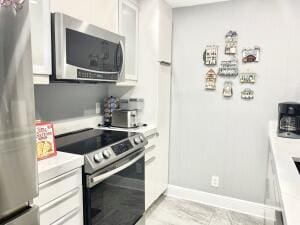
top-left (170, 0), bottom-right (300, 203)
top-left (34, 83), bottom-right (108, 121)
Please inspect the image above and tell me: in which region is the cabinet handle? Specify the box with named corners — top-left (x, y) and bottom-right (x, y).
top-left (39, 168), bottom-right (79, 189)
top-left (39, 187), bottom-right (80, 213)
top-left (51, 207), bottom-right (80, 225)
top-left (146, 132), bottom-right (159, 140)
top-left (159, 61), bottom-right (171, 66)
top-left (145, 145), bottom-right (156, 154)
top-left (145, 156), bottom-right (156, 166)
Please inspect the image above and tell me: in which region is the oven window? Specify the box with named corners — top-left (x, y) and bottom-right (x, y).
top-left (66, 29), bottom-right (123, 73)
top-left (85, 157), bottom-right (145, 225)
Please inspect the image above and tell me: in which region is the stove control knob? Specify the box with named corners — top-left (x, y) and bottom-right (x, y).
top-left (134, 137), bottom-right (141, 145)
top-left (139, 136), bottom-right (144, 142)
top-left (94, 153), bottom-right (103, 163)
top-left (102, 150), bottom-right (111, 159)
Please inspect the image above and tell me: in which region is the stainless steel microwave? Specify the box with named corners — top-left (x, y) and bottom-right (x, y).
top-left (51, 13), bottom-right (125, 82)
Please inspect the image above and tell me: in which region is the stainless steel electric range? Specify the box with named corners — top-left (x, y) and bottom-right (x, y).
top-left (56, 128), bottom-right (148, 225)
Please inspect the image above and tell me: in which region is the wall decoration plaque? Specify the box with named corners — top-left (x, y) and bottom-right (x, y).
top-left (239, 70), bottom-right (256, 83)
top-left (242, 46), bottom-right (260, 63)
top-left (241, 88), bottom-right (254, 99)
top-left (225, 31), bottom-right (238, 54)
top-left (223, 81), bottom-right (233, 97)
top-left (205, 69), bottom-right (217, 90)
top-left (218, 59), bottom-right (238, 77)
top-left (203, 45), bottom-right (218, 65)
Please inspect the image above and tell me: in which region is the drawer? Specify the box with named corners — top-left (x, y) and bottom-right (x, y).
top-left (145, 132), bottom-right (158, 149)
top-left (39, 186), bottom-right (83, 225)
top-left (35, 168), bottom-right (82, 207)
top-left (145, 144), bottom-right (157, 161)
top-left (51, 206), bottom-right (83, 225)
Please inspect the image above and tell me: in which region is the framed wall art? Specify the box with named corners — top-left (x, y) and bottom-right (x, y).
top-left (205, 68), bottom-right (217, 90)
top-left (241, 88), bottom-right (254, 99)
top-left (218, 59), bottom-right (238, 77)
top-left (242, 46), bottom-right (261, 63)
top-left (225, 31), bottom-right (238, 55)
top-left (203, 45), bottom-right (218, 65)
top-left (223, 81), bottom-right (233, 97)
top-left (239, 70), bottom-right (256, 83)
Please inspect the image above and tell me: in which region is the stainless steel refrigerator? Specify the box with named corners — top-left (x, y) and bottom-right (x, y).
top-left (0, 0), bottom-right (39, 224)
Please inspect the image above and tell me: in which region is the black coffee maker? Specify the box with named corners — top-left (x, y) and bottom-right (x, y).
top-left (278, 102), bottom-right (300, 138)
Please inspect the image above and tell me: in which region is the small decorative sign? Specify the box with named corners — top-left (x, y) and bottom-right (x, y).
top-left (240, 70), bottom-right (256, 83)
top-left (242, 46), bottom-right (261, 63)
top-left (36, 122), bottom-right (57, 161)
top-left (205, 69), bottom-right (217, 90)
top-left (241, 88), bottom-right (254, 99)
top-left (218, 59), bottom-right (238, 77)
top-left (203, 45), bottom-right (218, 65)
top-left (223, 81), bottom-right (233, 97)
top-left (225, 31), bottom-right (238, 54)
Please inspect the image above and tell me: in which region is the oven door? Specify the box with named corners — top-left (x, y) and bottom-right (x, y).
top-left (84, 150), bottom-right (145, 225)
top-left (52, 13), bottom-right (125, 82)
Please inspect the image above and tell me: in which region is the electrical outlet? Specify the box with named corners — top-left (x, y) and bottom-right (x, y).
top-left (211, 176), bottom-right (219, 188)
top-left (96, 102), bottom-right (101, 114)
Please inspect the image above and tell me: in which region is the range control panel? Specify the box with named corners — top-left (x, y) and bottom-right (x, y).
top-left (112, 140), bottom-right (133, 155)
top-left (84, 133), bottom-right (147, 174)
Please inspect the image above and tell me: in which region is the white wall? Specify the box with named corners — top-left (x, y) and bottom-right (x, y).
top-left (170, 0), bottom-right (300, 203)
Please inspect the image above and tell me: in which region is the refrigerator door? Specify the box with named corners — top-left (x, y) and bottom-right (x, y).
top-left (0, 0), bottom-right (38, 221)
top-left (4, 206), bottom-right (39, 225)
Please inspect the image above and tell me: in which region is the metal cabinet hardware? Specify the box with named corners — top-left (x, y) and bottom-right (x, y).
top-left (158, 61), bottom-right (171, 66)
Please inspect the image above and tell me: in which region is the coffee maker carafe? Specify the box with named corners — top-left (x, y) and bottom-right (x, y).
top-left (278, 102), bottom-right (300, 138)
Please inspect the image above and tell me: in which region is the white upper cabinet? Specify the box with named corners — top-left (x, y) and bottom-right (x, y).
top-left (119, 0), bottom-right (139, 82)
top-left (158, 0), bottom-right (172, 63)
top-left (29, 0), bottom-right (52, 84)
top-left (90, 0), bottom-right (119, 33)
top-left (50, 0), bottom-right (92, 23)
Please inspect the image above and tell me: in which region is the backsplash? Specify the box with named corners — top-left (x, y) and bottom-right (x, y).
top-left (34, 83), bottom-right (108, 122)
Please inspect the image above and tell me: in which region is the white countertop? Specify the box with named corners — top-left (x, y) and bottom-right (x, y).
top-left (98, 124), bottom-right (157, 136)
top-left (268, 121), bottom-right (300, 225)
top-left (38, 151), bottom-right (84, 184)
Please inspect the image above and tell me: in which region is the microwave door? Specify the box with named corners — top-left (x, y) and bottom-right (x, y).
top-left (0, 0), bottom-right (38, 222)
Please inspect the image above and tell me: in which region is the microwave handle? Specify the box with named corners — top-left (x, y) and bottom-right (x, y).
top-left (88, 150), bottom-right (145, 188)
top-left (118, 40), bottom-right (125, 81)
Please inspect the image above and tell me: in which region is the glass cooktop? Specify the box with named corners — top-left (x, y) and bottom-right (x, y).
top-left (56, 128), bottom-right (136, 155)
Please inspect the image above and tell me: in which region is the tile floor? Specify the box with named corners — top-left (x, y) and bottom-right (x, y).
top-left (143, 196), bottom-right (274, 225)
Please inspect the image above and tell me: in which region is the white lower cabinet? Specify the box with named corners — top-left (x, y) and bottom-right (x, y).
top-left (144, 130), bottom-right (168, 210)
top-left (34, 168), bottom-right (84, 225)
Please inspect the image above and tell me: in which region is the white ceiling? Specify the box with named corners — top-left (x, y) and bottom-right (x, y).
top-left (165, 0), bottom-right (230, 8)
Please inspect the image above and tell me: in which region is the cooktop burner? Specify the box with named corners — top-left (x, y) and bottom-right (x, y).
top-left (56, 128), bottom-right (136, 155)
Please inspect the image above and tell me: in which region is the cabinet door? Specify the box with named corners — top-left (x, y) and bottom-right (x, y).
top-left (29, 0), bottom-right (52, 76)
top-left (50, 0), bottom-right (91, 23)
top-left (119, 0), bottom-right (139, 81)
top-left (158, 0), bottom-right (172, 63)
top-left (157, 64), bottom-right (171, 195)
top-left (90, 0), bottom-right (119, 32)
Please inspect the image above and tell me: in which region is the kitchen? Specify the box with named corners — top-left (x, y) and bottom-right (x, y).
top-left (0, 0), bottom-right (300, 225)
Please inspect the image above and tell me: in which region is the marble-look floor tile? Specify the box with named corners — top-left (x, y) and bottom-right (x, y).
top-left (144, 196), bottom-right (271, 225)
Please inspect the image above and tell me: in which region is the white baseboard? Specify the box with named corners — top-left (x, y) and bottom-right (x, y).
top-left (166, 185), bottom-right (278, 221)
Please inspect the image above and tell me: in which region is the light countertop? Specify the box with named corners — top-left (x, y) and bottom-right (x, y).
top-left (268, 121), bottom-right (300, 225)
top-left (98, 124), bottom-right (157, 136)
top-left (38, 151), bottom-right (84, 184)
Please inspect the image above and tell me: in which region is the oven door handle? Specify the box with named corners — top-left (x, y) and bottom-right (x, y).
top-left (89, 151), bottom-right (145, 187)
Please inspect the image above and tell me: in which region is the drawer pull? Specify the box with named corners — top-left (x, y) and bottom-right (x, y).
top-left (146, 132), bottom-right (159, 140)
top-left (51, 207), bottom-right (80, 225)
top-left (40, 187), bottom-right (80, 213)
top-left (145, 145), bottom-right (156, 154)
top-left (39, 169), bottom-right (79, 189)
top-left (145, 156), bottom-right (156, 165)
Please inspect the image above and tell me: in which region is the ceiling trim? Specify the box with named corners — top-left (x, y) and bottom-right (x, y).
top-left (165, 0), bottom-right (231, 8)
